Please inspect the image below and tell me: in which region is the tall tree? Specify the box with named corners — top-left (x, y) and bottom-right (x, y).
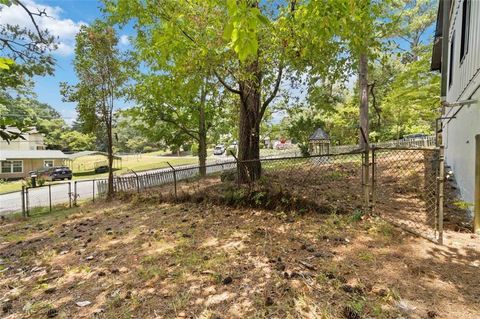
top-left (61, 21), bottom-right (125, 198)
top-left (128, 72), bottom-right (226, 175)
top-left (381, 49), bottom-right (440, 140)
top-left (300, 0), bottom-right (395, 148)
top-left (105, 0), bottom-right (344, 182)
top-left (0, 0), bottom-right (56, 141)
top-left (394, 0), bottom-right (436, 62)
top-left (344, 0), bottom-right (393, 149)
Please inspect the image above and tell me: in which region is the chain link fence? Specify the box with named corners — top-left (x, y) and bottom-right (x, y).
top-left (25, 182), bottom-right (73, 213)
top-left (106, 152), bottom-right (366, 214)
top-left (236, 152), bottom-right (365, 213)
top-left (372, 147), bottom-right (443, 243)
top-left (1, 144), bottom-right (445, 243)
top-left (0, 180), bottom-right (104, 217)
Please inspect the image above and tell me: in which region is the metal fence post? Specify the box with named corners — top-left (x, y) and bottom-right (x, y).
top-left (371, 146), bottom-right (376, 212)
top-left (21, 186), bottom-right (26, 217)
top-left (68, 182), bottom-right (72, 208)
top-left (92, 179), bottom-right (95, 203)
top-left (230, 151), bottom-right (240, 186)
top-left (437, 144), bottom-right (445, 244)
top-left (48, 184), bottom-right (52, 212)
top-left (359, 127), bottom-right (370, 212)
top-left (364, 147), bottom-right (370, 212)
top-left (74, 181), bottom-right (78, 206)
top-left (130, 169), bottom-right (140, 193)
top-left (167, 162), bottom-right (177, 199)
top-left (25, 187), bottom-right (30, 217)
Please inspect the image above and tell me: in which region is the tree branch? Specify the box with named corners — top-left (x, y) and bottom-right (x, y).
top-left (260, 59), bottom-right (283, 120)
top-left (158, 113), bottom-right (200, 141)
top-left (369, 81), bottom-right (381, 126)
top-left (214, 70), bottom-right (241, 95)
top-left (13, 0), bottom-right (47, 43)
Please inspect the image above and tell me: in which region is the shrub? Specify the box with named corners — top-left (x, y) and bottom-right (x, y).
top-left (22, 176), bottom-right (46, 187)
top-left (298, 143), bottom-right (310, 157)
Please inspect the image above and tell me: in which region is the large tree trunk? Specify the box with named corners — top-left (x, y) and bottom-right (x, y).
top-left (198, 79), bottom-right (207, 176)
top-left (238, 90), bottom-right (261, 183)
top-left (106, 122), bottom-right (114, 199)
top-left (215, 43), bottom-right (283, 184)
top-left (359, 53), bottom-right (369, 150)
top-left (238, 58), bottom-right (262, 183)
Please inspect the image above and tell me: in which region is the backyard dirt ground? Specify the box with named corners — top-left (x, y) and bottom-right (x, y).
top-left (1, 197), bottom-right (479, 319)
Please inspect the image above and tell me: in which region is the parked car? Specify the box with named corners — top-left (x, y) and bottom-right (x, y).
top-left (213, 145), bottom-right (225, 155)
top-left (94, 165), bottom-right (109, 174)
top-left (31, 166), bottom-right (72, 181)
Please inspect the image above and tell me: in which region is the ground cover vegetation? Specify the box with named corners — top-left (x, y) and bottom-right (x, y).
top-left (0, 192), bottom-right (478, 318)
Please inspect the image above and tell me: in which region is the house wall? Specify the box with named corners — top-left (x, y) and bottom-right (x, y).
top-left (444, 89), bottom-right (480, 205)
top-left (0, 159), bottom-right (64, 180)
top-left (0, 132), bottom-right (46, 151)
top-left (446, 0), bottom-right (480, 103)
top-left (443, 0), bottom-right (480, 207)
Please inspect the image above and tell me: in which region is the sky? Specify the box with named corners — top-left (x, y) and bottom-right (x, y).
top-left (1, 0), bottom-right (132, 124)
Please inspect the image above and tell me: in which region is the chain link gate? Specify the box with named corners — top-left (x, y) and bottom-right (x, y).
top-left (371, 146), bottom-right (444, 243)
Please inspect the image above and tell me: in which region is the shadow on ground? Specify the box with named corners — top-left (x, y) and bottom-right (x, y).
top-left (0, 195), bottom-right (479, 318)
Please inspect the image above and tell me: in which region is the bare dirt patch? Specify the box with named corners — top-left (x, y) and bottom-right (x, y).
top-left (1, 198), bottom-right (479, 318)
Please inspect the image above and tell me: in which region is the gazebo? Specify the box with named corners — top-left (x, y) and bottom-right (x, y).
top-left (308, 127), bottom-right (330, 155)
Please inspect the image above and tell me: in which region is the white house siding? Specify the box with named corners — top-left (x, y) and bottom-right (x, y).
top-left (0, 133), bottom-right (45, 151)
top-left (443, 0), bottom-right (480, 207)
top-left (443, 89), bottom-right (480, 205)
top-left (446, 0), bottom-right (480, 103)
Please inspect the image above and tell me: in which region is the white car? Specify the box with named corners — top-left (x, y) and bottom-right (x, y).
top-left (213, 145), bottom-right (225, 155)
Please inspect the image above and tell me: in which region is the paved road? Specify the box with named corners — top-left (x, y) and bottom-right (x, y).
top-left (0, 179), bottom-right (103, 216)
top-left (0, 158), bottom-right (235, 216)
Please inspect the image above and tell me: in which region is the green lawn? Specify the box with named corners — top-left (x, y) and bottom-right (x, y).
top-left (0, 180), bottom-right (24, 194)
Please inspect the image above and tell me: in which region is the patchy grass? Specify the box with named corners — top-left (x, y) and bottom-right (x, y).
top-left (0, 198), bottom-right (479, 318)
top-left (73, 155), bottom-right (200, 176)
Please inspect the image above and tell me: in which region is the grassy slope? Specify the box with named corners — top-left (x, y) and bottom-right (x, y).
top-left (0, 199), bottom-right (478, 318)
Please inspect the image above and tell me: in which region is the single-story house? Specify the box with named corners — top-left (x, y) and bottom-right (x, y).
top-left (0, 150), bottom-right (68, 179)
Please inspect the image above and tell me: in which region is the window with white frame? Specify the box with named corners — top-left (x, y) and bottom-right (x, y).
top-left (1, 160), bottom-right (23, 173)
top-left (44, 160), bottom-right (54, 167)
